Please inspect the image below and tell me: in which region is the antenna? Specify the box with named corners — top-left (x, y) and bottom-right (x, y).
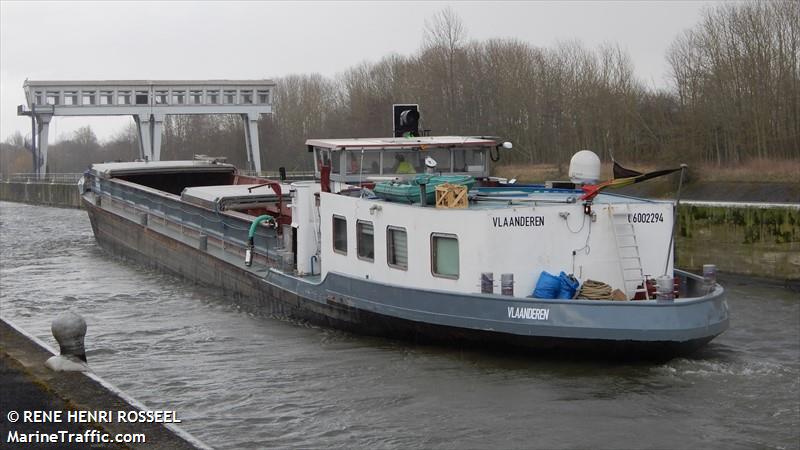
top-left (359, 149), bottom-right (366, 198)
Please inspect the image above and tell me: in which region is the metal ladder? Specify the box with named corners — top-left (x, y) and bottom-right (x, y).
top-left (609, 205), bottom-right (648, 299)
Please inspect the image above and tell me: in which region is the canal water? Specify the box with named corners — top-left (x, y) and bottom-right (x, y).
top-left (1, 202), bottom-right (798, 449)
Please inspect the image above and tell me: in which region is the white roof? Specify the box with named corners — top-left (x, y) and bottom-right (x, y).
top-left (182, 184), bottom-right (283, 202)
top-left (181, 183), bottom-right (292, 210)
top-left (91, 160), bottom-right (236, 178)
top-left (305, 136), bottom-right (498, 150)
top-left (25, 79), bottom-right (275, 87)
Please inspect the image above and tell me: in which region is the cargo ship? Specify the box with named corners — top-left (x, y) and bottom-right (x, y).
top-left (80, 119), bottom-right (728, 359)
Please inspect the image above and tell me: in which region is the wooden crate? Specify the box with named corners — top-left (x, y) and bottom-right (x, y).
top-left (435, 183), bottom-right (468, 209)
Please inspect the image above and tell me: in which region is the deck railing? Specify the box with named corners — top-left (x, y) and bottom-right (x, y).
top-left (2, 170), bottom-right (317, 184)
top-left (4, 173), bottom-right (84, 184)
top-left (239, 170), bottom-right (316, 180)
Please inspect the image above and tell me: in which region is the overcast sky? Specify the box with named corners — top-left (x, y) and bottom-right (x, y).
top-left (0, 1), bottom-right (718, 143)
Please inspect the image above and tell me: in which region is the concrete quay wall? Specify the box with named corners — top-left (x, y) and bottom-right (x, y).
top-left (0, 317), bottom-right (207, 449)
top-left (676, 202), bottom-right (800, 281)
top-left (1, 181), bottom-right (82, 208)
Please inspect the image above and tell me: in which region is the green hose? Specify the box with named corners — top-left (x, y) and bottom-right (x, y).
top-left (245, 215), bottom-right (275, 267)
top-left (248, 214), bottom-right (275, 239)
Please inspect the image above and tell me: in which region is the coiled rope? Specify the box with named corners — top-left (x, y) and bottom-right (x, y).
top-left (576, 279), bottom-right (614, 300)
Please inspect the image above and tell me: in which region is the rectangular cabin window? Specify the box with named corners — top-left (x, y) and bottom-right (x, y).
top-left (313, 149), bottom-right (321, 173)
top-left (135, 91), bottom-right (149, 105)
top-left (346, 150), bottom-right (381, 175)
top-left (257, 90), bottom-right (270, 104)
top-left (240, 90), bottom-right (253, 104)
top-left (427, 148), bottom-right (452, 172)
top-left (46, 91), bottom-right (59, 105)
top-left (315, 148), bottom-right (331, 175)
top-left (387, 226), bottom-right (408, 270)
top-left (117, 91), bottom-right (131, 105)
top-left (190, 90), bottom-right (203, 104)
top-left (431, 233), bottom-right (459, 279)
top-left (357, 221), bottom-right (374, 262)
top-left (333, 215), bottom-right (347, 254)
top-left (81, 91), bottom-right (95, 105)
top-left (453, 148), bottom-right (486, 173)
top-left (331, 151), bottom-right (342, 174)
top-left (384, 150), bottom-right (420, 175)
top-left (206, 91), bottom-right (219, 104)
top-left (63, 91), bottom-right (78, 105)
top-left (172, 90), bottom-right (185, 104)
top-left (155, 91), bottom-right (169, 104)
top-left (100, 91), bottom-right (114, 105)
top-left (34, 92), bottom-right (44, 105)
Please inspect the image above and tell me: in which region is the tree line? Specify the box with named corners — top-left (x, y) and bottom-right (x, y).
top-left (2, 1), bottom-right (797, 178)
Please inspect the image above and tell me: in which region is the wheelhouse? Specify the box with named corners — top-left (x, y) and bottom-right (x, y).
top-left (307, 136), bottom-right (498, 185)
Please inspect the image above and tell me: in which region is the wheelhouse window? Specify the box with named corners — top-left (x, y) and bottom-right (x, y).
top-left (346, 150), bottom-right (381, 175)
top-left (431, 233), bottom-right (459, 279)
top-left (330, 151), bottom-right (341, 174)
top-left (357, 221), bottom-right (374, 261)
top-left (453, 148), bottom-right (486, 173)
top-left (427, 148), bottom-right (452, 172)
top-left (333, 215), bottom-right (347, 254)
top-left (387, 226), bottom-right (408, 270)
top-left (315, 148), bottom-right (332, 175)
top-left (384, 150), bottom-right (420, 175)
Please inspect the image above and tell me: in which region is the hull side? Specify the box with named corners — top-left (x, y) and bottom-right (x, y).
top-left (83, 198), bottom-right (726, 359)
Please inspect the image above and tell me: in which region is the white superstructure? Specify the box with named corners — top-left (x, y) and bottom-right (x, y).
top-left (311, 192), bottom-right (673, 298)
top-left (288, 137), bottom-right (675, 300)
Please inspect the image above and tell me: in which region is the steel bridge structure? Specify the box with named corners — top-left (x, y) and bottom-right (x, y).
top-left (18, 80), bottom-right (275, 176)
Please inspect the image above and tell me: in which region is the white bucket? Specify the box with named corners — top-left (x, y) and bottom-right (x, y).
top-left (655, 275), bottom-right (674, 302)
top-left (501, 273), bottom-right (514, 296)
top-left (703, 264), bottom-right (717, 287)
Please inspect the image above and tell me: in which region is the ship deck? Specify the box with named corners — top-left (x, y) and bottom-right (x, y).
top-left (366, 187), bottom-right (668, 210)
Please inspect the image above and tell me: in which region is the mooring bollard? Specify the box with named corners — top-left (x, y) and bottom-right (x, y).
top-left (45, 310), bottom-right (90, 372)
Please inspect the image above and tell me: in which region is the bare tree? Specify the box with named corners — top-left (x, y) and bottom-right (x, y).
top-left (4, 130), bottom-right (26, 149)
top-left (667, 0), bottom-right (799, 164)
top-left (9, 1), bottom-right (793, 174)
top-left (423, 6), bottom-right (466, 55)
top-left (422, 7), bottom-right (468, 129)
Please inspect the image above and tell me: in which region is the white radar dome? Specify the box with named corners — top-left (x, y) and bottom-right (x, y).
top-left (568, 150), bottom-right (601, 185)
